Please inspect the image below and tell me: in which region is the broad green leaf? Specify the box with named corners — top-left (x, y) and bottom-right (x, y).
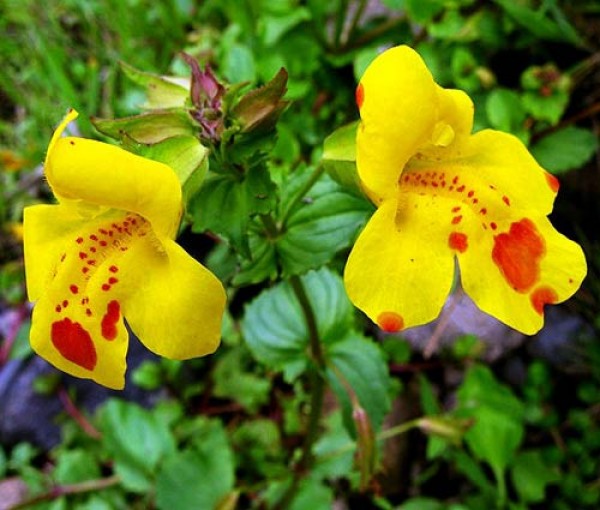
top-left (92, 110), bottom-right (194, 144)
top-left (456, 365), bottom-right (525, 478)
top-left (242, 268), bottom-right (354, 379)
top-left (231, 419), bottom-right (284, 478)
top-left (98, 399), bottom-right (176, 492)
top-left (511, 450), bottom-right (559, 503)
top-left (289, 478), bottom-right (334, 510)
top-left (223, 43), bottom-right (257, 83)
top-left (53, 450), bottom-right (100, 484)
top-left (213, 348), bottom-right (272, 413)
top-left (405, 0), bottom-right (445, 23)
top-left (485, 88), bottom-right (527, 141)
top-left (156, 420), bottom-right (234, 510)
top-left (191, 165), bottom-right (276, 256)
top-left (326, 333), bottom-right (391, 433)
top-left (522, 89), bottom-right (569, 125)
top-left (398, 498), bottom-right (444, 510)
top-left (531, 126), bottom-right (598, 174)
top-left (313, 411), bottom-right (355, 479)
top-left (278, 170), bottom-right (373, 275)
top-left (259, 8), bottom-right (311, 46)
top-left (492, 0), bottom-right (584, 46)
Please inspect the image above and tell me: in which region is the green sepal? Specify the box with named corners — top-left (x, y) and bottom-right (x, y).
top-left (92, 110), bottom-right (196, 144)
top-left (120, 61), bottom-right (189, 109)
top-left (322, 122), bottom-right (361, 193)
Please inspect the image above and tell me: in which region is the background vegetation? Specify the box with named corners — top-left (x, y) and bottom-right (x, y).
top-left (1, 1), bottom-right (599, 509)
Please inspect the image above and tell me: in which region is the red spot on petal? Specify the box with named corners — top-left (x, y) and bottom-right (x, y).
top-left (87, 260), bottom-right (96, 266)
top-left (60, 253), bottom-right (66, 262)
top-left (452, 176), bottom-right (459, 185)
top-left (69, 285), bottom-right (78, 294)
top-left (467, 190), bottom-right (475, 198)
top-left (377, 311), bottom-right (404, 333)
top-left (531, 286), bottom-right (558, 315)
top-left (502, 195), bottom-right (511, 206)
top-left (55, 305), bottom-right (61, 313)
top-left (101, 300), bottom-right (120, 340)
top-left (451, 206), bottom-right (461, 213)
top-left (490, 222), bottom-right (498, 230)
top-left (448, 232), bottom-right (468, 253)
top-left (99, 229), bottom-right (108, 235)
top-left (109, 265), bottom-right (119, 273)
top-left (76, 237), bottom-right (83, 244)
top-left (82, 267), bottom-right (90, 274)
top-left (86, 309), bottom-right (92, 317)
top-left (79, 252), bottom-right (87, 260)
top-left (356, 83), bottom-right (364, 109)
top-left (99, 240), bottom-right (107, 247)
top-left (472, 198), bottom-right (479, 204)
top-left (452, 215), bottom-right (463, 225)
top-left (90, 247), bottom-right (97, 253)
top-left (108, 277), bottom-right (118, 285)
top-left (62, 300), bottom-right (68, 308)
top-left (51, 318), bottom-right (97, 371)
top-left (457, 185), bottom-right (465, 192)
top-left (492, 218), bottom-right (546, 293)
top-left (545, 172), bottom-right (560, 192)
top-left (480, 208), bottom-right (487, 215)
top-left (101, 284), bottom-right (111, 291)
top-left (90, 235), bottom-right (98, 241)
top-left (441, 181), bottom-right (446, 187)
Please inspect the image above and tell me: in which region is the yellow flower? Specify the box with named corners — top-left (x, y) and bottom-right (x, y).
top-left (23, 109), bottom-right (226, 389)
top-left (344, 46), bottom-right (586, 335)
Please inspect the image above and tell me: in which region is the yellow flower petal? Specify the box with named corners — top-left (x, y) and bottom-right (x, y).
top-left (45, 109), bottom-right (182, 238)
top-left (356, 46), bottom-right (438, 202)
top-left (344, 197), bottom-right (455, 332)
top-left (459, 214), bottom-right (586, 334)
top-left (121, 238), bottom-right (226, 359)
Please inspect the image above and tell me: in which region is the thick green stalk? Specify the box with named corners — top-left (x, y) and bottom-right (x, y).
top-left (272, 275), bottom-right (326, 509)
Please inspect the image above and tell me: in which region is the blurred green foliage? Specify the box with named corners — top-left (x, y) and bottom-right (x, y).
top-left (1, 0), bottom-right (600, 509)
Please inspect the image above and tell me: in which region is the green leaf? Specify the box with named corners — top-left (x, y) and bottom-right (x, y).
top-left (213, 348), bottom-right (272, 413)
top-left (405, 0), bottom-right (445, 23)
top-left (278, 170), bottom-right (373, 276)
top-left (223, 43), bottom-right (257, 83)
top-left (531, 126), bottom-right (598, 174)
top-left (242, 268), bottom-right (354, 379)
top-left (259, 8), bottom-right (311, 46)
top-left (456, 365), bottom-right (525, 478)
top-left (326, 334), bottom-right (391, 433)
top-left (191, 165), bottom-right (276, 256)
top-left (53, 450), bottom-right (100, 484)
top-left (398, 498), bottom-right (444, 510)
top-left (98, 399), bottom-right (176, 492)
top-left (289, 478), bottom-right (334, 510)
top-left (511, 450), bottom-right (559, 503)
top-left (485, 88), bottom-right (527, 140)
top-left (322, 122), bottom-right (360, 192)
top-left (156, 420), bottom-right (235, 510)
top-left (492, 0), bottom-right (584, 46)
top-left (521, 89), bottom-right (569, 125)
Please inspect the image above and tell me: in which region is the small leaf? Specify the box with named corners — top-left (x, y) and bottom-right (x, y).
top-left (511, 450), bottom-right (559, 503)
top-left (53, 450), bottom-right (100, 484)
top-left (485, 88), bottom-right (527, 140)
top-left (98, 399), bottom-right (176, 492)
top-left (191, 165), bottom-right (276, 256)
top-left (259, 8), bottom-right (311, 47)
top-left (531, 126), bottom-right (598, 174)
top-left (398, 498), bottom-right (444, 510)
top-left (278, 170), bottom-right (373, 276)
top-left (156, 420), bottom-right (234, 510)
top-left (242, 268), bottom-right (354, 379)
top-left (326, 333), bottom-right (391, 433)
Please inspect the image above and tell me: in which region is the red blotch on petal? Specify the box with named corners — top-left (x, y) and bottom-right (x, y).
top-left (502, 195), bottom-right (511, 206)
top-left (531, 286), bottom-right (558, 315)
top-left (545, 172), bottom-right (560, 193)
top-left (377, 311), bottom-right (404, 333)
top-left (109, 265), bottom-right (119, 273)
top-left (452, 215), bottom-right (463, 225)
top-left (101, 300), bottom-right (120, 341)
top-left (51, 318), bottom-right (97, 370)
top-left (448, 232), bottom-right (468, 253)
top-left (69, 284), bottom-right (78, 294)
top-left (356, 83), bottom-right (364, 110)
top-left (492, 218), bottom-right (546, 293)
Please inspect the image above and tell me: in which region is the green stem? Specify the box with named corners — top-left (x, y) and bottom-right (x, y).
top-left (346, 0), bottom-right (368, 44)
top-left (272, 275), bottom-right (326, 509)
top-left (333, 0), bottom-right (350, 50)
top-left (8, 476), bottom-right (120, 510)
top-left (280, 165), bottom-right (324, 227)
